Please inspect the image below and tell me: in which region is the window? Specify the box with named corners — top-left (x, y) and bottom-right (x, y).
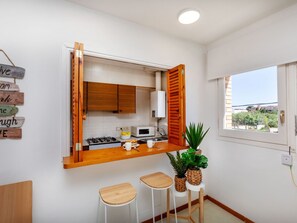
top-left (218, 64), bottom-right (296, 146)
top-left (226, 66), bottom-right (279, 133)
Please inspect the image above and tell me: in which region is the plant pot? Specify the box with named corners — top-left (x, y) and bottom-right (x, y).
top-left (195, 149), bottom-right (202, 155)
top-left (187, 169), bottom-right (202, 185)
top-left (174, 176), bottom-right (187, 192)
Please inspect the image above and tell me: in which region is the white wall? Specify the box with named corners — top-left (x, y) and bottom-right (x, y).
top-left (0, 0), bottom-right (206, 222)
top-left (84, 57), bottom-right (156, 88)
top-left (207, 3), bottom-right (297, 80)
top-left (205, 4), bottom-right (297, 223)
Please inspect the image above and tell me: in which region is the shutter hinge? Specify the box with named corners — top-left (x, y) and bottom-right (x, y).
top-left (75, 50), bottom-right (83, 59)
top-left (182, 69), bottom-right (185, 75)
top-left (76, 143), bottom-right (82, 151)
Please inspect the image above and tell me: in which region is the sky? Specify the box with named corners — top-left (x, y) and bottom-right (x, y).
top-left (231, 66), bottom-right (278, 106)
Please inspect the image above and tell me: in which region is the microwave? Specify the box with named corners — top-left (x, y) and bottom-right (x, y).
top-left (131, 126), bottom-right (155, 137)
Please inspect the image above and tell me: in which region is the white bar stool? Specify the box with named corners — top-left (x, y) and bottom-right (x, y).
top-left (99, 182), bottom-right (139, 223)
top-left (140, 172), bottom-right (177, 223)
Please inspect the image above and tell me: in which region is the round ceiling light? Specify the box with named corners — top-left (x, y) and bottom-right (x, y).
top-left (178, 9), bottom-right (200, 24)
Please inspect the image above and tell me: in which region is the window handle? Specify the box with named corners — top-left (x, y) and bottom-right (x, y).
top-left (280, 110), bottom-right (285, 124)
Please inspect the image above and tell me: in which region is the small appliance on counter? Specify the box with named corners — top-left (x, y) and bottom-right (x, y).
top-left (120, 131), bottom-right (131, 140)
top-left (86, 137), bottom-right (121, 150)
top-left (131, 126), bottom-right (155, 137)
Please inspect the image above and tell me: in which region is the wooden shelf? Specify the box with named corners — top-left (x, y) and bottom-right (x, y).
top-left (63, 142), bottom-right (188, 169)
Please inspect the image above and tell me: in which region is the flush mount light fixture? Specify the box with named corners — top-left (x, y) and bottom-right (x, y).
top-left (178, 9), bottom-right (200, 24)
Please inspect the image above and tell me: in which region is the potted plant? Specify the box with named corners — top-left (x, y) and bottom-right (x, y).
top-left (166, 151), bottom-right (187, 192)
top-left (184, 122), bottom-right (210, 152)
top-left (182, 148), bottom-right (208, 185)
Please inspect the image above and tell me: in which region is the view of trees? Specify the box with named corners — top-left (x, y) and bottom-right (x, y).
top-left (232, 106), bottom-right (278, 132)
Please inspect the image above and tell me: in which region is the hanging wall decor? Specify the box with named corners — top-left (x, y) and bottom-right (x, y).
top-left (0, 80), bottom-right (20, 91)
top-left (0, 128), bottom-right (22, 139)
top-left (0, 105), bottom-right (18, 117)
top-left (0, 49), bottom-right (25, 139)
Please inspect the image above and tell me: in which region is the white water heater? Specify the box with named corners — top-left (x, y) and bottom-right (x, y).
top-left (151, 91), bottom-right (165, 118)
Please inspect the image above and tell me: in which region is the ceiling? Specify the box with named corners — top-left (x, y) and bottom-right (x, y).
top-left (66, 0), bottom-right (297, 45)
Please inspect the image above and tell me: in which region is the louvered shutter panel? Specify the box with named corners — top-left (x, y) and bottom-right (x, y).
top-left (167, 64), bottom-right (186, 146)
top-left (71, 42), bottom-right (84, 162)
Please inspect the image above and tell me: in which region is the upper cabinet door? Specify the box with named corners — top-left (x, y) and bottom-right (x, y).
top-left (167, 64), bottom-right (186, 146)
top-left (118, 85), bottom-right (136, 113)
top-left (87, 82), bottom-right (118, 111)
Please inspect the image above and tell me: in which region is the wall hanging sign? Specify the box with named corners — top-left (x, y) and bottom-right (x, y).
top-left (0, 105), bottom-right (18, 117)
top-left (0, 49), bottom-right (25, 140)
top-left (0, 91), bottom-right (24, 105)
top-left (0, 81), bottom-right (20, 91)
top-left (0, 117), bottom-right (25, 128)
top-left (0, 128), bottom-right (22, 139)
top-left (0, 64), bottom-right (25, 79)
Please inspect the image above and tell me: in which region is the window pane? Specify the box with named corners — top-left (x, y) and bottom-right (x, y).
top-left (225, 66), bottom-right (278, 133)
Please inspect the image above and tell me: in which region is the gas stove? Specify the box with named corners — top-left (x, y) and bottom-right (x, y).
top-left (86, 137), bottom-right (121, 150)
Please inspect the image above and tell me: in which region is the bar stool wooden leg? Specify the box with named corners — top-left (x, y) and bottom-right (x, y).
top-left (199, 188), bottom-right (204, 223)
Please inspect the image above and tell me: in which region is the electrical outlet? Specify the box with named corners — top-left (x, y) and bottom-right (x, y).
top-left (116, 126), bottom-right (130, 131)
top-left (281, 154), bottom-right (293, 166)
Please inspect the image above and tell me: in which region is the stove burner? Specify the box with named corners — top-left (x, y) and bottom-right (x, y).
top-left (86, 137), bottom-right (120, 145)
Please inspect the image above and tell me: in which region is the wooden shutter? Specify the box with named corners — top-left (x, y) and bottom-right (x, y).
top-left (71, 42), bottom-right (84, 162)
top-left (167, 64), bottom-right (186, 146)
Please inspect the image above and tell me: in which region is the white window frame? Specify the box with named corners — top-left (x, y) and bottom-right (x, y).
top-left (218, 63), bottom-right (297, 150)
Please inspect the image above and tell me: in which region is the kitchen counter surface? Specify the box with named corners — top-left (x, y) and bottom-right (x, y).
top-left (63, 142), bottom-right (187, 169)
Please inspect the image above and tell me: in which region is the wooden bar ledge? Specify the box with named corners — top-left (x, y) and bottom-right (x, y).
top-left (63, 142), bottom-right (187, 169)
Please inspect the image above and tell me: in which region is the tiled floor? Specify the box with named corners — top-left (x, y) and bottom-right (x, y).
top-left (157, 200), bottom-right (244, 223)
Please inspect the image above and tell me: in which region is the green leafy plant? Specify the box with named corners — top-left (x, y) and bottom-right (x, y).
top-left (166, 151), bottom-right (187, 178)
top-left (184, 122), bottom-right (210, 150)
top-left (181, 148), bottom-right (208, 170)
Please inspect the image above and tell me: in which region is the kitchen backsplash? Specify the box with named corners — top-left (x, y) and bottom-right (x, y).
top-left (83, 88), bottom-right (156, 139)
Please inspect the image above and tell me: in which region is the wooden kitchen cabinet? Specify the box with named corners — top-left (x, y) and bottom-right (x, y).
top-left (85, 82), bottom-right (136, 113)
top-left (87, 82), bottom-right (118, 111)
top-left (118, 85), bottom-right (136, 113)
